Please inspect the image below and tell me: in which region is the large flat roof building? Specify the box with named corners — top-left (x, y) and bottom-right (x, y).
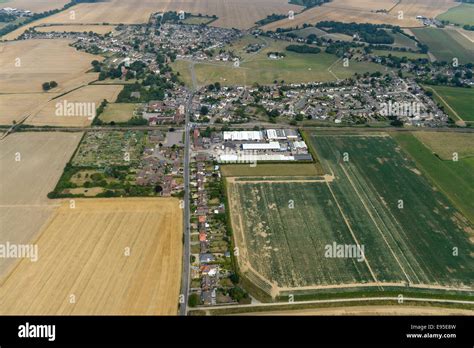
top-left (223, 131), bottom-right (262, 141)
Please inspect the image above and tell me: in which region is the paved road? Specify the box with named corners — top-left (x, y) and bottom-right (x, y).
top-left (178, 91), bottom-right (194, 316)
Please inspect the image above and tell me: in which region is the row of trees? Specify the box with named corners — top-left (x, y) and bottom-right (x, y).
top-left (286, 44), bottom-right (321, 54)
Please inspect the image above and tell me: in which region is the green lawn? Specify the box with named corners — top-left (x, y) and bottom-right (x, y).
top-left (392, 132), bottom-right (474, 223)
top-left (182, 16), bottom-right (214, 25)
top-left (99, 103), bottom-right (137, 123)
top-left (425, 85), bottom-right (474, 122)
top-left (437, 3), bottom-right (474, 26)
top-left (172, 37), bottom-right (387, 87)
top-left (412, 28), bottom-right (474, 64)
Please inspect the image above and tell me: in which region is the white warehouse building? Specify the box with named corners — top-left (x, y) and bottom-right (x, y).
top-left (242, 142), bottom-right (281, 150)
top-left (223, 131), bottom-right (262, 141)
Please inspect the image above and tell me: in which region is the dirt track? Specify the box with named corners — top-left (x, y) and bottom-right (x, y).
top-left (241, 305), bottom-right (474, 316)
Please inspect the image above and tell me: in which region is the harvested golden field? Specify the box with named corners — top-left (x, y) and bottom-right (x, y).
top-left (263, 0), bottom-right (460, 31)
top-left (0, 132), bottom-right (82, 277)
top-left (414, 132), bottom-right (474, 160)
top-left (389, 0), bottom-right (460, 21)
top-left (0, 93), bottom-right (53, 125)
top-left (2, 0), bottom-right (70, 12)
top-left (35, 24), bottom-right (118, 35)
top-left (0, 39), bottom-right (101, 93)
top-left (2, 0), bottom-right (300, 39)
top-left (25, 84), bottom-right (123, 127)
top-left (0, 198), bottom-right (183, 315)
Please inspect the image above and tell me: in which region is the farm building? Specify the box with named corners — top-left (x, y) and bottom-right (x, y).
top-left (242, 142), bottom-right (281, 150)
top-left (224, 131), bottom-right (263, 141)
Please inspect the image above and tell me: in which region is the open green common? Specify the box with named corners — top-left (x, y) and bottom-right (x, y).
top-left (226, 134), bottom-right (474, 298)
top-left (172, 37), bottom-right (385, 87)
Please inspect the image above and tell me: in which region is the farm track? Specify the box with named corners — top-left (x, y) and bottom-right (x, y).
top-left (196, 296), bottom-right (474, 314)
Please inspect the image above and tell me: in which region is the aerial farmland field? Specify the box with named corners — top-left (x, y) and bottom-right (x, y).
top-left (226, 133), bottom-right (474, 298)
top-left (0, 132), bottom-right (82, 277)
top-left (412, 28), bottom-right (474, 64)
top-left (262, 0), bottom-right (459, 31)
top-left (393, 132), bottom-right (474, 224)
top-left (0, 198), bottom-right (182, 315)
top-left (34, 24), bottom-right (118, 35)
top-left (25, 84), bottom-right (123, 127)
top-left (0, 39), bottom-right (101, 94)
top-left (1, 0), bottom-right (300, 40)
top-left (2, 0), bottom-right (70, 12)
top-left (437, 3), bottom-right (474, 26)
top-left (423, 85), bottom-right (474, 123)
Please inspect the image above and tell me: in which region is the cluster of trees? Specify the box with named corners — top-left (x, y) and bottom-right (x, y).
top-left (317, 21), bottom-right (397, 44)
top-left (158, 11), bottom-right (217, 27)
top-left (325, 41), bottom-right (358, 57)
top-left (286, 44), bottom-right (321, 54)
top-left (48, 161), bottom-right (162, 199)
top-left (256, 13), bottom-right (287, 26)
top-left (266, 108), bottom-right (280, 123)
top-left (289, 0), bottom-right (331, 8)
top-left (161, 11), bottom-right (190, 23)
top-left (97, 60), bottom-right (150, 81)
top-left (116, 83), bottom-right (163, 103)
top-left (229, 286), bottom-right (250, 304)
top-left (207, 82), bottom-right (222, 92)
top-left (0, 12), bottom-right (16, 22)
top-left (422, 69), bottom-right (473, 88)
top-left (463, 24), bottom-right (474, 31)
top-left (305, 33), bottom-right (323, 45)
top-left (42, 81), bottom-right (58, 91)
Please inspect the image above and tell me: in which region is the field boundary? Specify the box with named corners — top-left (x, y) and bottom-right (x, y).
top-left (225, 171), bottom-right (473, 300)
top-left (191, 296), bottom-right (474, 315)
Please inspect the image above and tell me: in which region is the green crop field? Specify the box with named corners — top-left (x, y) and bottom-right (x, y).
top-left (393, 132), bottom-right (474, 224)
top-left (424, 85), bottom-right (474, 122)
top-left (437, 3), bottom-right (474, 26)
top-left (172, 37), bottom-right (385, 87)
top-left (412, 28), bottom-right (474, 64)
top-left (227, 134), bottom-right (474, 298)
top-left (389, 31), bottom-right (419, 51)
